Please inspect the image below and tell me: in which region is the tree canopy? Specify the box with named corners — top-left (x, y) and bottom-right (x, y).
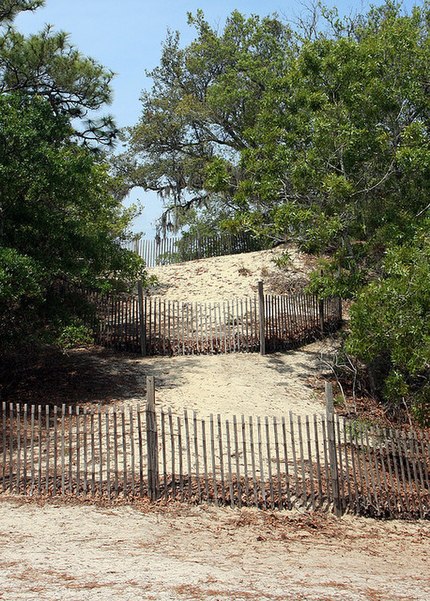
top-left (0, 2), bottom-right (143, 348)
top-left (126, 1), bottom-right (430, 422)
top-left (0, 0), bottom-right (116, 145)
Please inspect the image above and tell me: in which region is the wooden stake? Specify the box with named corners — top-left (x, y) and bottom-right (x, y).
top-left (325, 382), bottom-right (341, 516)
top-left (258, 281), bottom-right (266, 355)
top-left (146, 376), bottom-right (158, 501)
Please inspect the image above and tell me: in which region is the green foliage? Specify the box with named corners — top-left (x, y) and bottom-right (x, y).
top-left (0, 2), bottom-right (116, 145)
top-left (124, 9), bottom-right (294, 230)
top-left (347, 224), bottom-right (430, 424)
top-left (0, 4), bottom-right (146, 349)
top-left (272, 251), bottom-right (291, 269)
top-left (345, 418), bottom-right (375, 443)
top-left (125, 2), bottom-right (430, 424)
top-left (57, 322), bottom-right (94, 350)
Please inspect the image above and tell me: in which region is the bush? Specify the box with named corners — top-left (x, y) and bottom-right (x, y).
top-left (57, 323), bottom-right (94, 350)
top-left (347, 226), bottom-right (430, 424)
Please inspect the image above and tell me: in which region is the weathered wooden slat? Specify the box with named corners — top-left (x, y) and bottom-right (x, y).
top-left (168, 408), bottom-right (176, 497)
top-left (201, 417), bottom-right (209, 501)
top-left (177, 415), bottom-right (184, 502)
top-left (241, 415), bottom-right (249, 501)
top-left (257, 416), bottom-right (266, 509)
top-left (358, 428), bottom-right (372, 509)
top-left (128, 405), bottom-right (136, 497)
top-left (289, 411), bottom-right (299, 504)
top-left (60, 405), bottom-right (65, 495)
top-left (82, 408), bottom-right (88, 496)
top-left (210, 414), bottom-right (217, 505)
top-left (1, 402), bottom-right (6, 492)
top-left (217, 414), bottom-right (226, 504)
top-left (335, 415), bottom-right (345, 511)
top-left (121, 405), bottom-right (128, 497)
top-left (161, 409), bottom-right (167, 499)
top-left (8, 403), bottom-right (14, 493)
top-left (233, 415), bottom-right (242, 507)
top-left (113, 408), bottom-right (119, 496)
top-left (265, 416), bottom-right (274, 509)
top-left (305, 416), bottom-right (315, 510)
top-left (146, 377), bottom-right (159, 500)
top-left (15, 404), bottom-right (21, 494)
top-left (90, 409), bottom-right (96, 496)
top-left (249, 416), bottom-right (258, 507)
top-left (23, 404), bottom-right (28, 494)
top-left (347, 422), bottom-right (361, 513)
top-left (193, 411), bottom-right (201, 501)
top-left (364, 426), bottom-right (378, 510)
top-left (225, 419), bottom-right (234, 507)
top-left (76, 406), bottom-right (80, 495)
top-left (273, 416), bottom-right (282, 508)
top-left (30, 405), bottom-right (35, 495)
top-left (281, 416), bottom-right (291, 509)
top-left (341, 417), bottom-right (351, 509)
top-left (313, 415), bottom-right (323, 507)
top-left (105, 409), bottom-right (111, 498)
top-left (53, 406), bottom-right (58, 496)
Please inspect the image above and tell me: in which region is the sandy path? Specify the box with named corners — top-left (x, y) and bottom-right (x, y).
top-left (79, 339), bottom-right (336, 420)
top-left (147, 244), bottom-right (315, 302)
top-left (1, 499), bottom-right (429, 601)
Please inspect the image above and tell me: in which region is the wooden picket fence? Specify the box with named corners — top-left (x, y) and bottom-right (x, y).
top-left (88, 286), bottom-right (342, 356)
top-left (1, 382), bottom-right (429, 519)
top-left (126, 232), bottom-right (267, 267)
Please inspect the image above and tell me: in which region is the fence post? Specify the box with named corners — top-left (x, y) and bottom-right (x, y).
top-left (146, 376), bottom-right (159, 500)
top-left (137, 281), bottom-right (146, 357)
top-left (258, 280), bottom-right (266, 356)
top-left (325, 382), bottom-right (341, 516)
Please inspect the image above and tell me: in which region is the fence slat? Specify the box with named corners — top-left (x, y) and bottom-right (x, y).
top-left (289, 411), bottom-right (299, 504)
top-left (184, 410), bottom-right (192, 498)
top-left (225, 419), bottom-right (234, 508)
top-left (210, 414), bottom-right (217, 505)
top-left (193, 411), bottom-right (201, 502)
top-left (241, 415), bottom-right (249, 501)
top-left (113, 409), bottom-right (119, 496)
top-left (233, 415), bottom-right (242, 508)
top-left (168, 408), bottom-right (176, 497)
top-left (217, 414), bottom-right (226, 504)
top-left (265, 416), bottom-right (274, 509)
top-left (257, 416), bottom-right (266, 509)
top-left (177, 415), bottom-right (184, 502)
top-left (23, 404), bottom-right (28, 494)
top-left (202, 417), bottom-right (209, 501)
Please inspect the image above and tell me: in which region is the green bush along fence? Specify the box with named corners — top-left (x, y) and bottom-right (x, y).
top-left (1, 382), bottom-right (429, 519)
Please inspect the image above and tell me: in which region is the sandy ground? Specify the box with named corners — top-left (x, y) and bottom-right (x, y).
top-left (77, 339), bottom-right (336, 420)
top-left (147, 244), bottom-right (315, 301)
top-left (1, 499), bottom-right (429, 601)
top-left (5, 248), bottom-right (428, 600)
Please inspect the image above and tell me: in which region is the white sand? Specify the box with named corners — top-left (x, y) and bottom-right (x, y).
top-left (147, 244), bottom-right (316, 302)
top-left (1, 499), bottom-right (429, 601)
top-left (5, 248), bottom-right (426, 601)
top-left (96, 342), bottom-right (333, 420)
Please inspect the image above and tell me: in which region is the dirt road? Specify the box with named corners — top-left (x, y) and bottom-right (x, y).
top-left (1, 498), bottom-right (429, 601)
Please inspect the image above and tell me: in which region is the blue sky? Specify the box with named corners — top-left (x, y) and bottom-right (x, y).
top-left (16, 1), bottom-right (417, 236)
